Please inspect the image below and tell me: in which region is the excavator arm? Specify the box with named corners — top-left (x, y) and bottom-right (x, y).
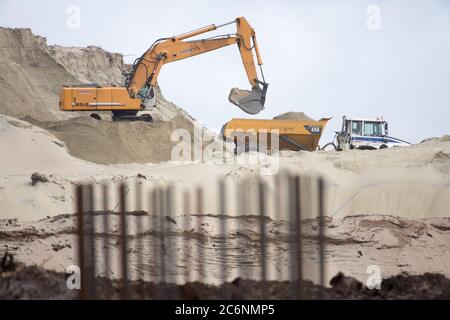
top-left (126, 17), bottom-right (268, 114)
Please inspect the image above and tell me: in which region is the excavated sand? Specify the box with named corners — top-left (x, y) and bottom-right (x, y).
top-left (25, 115), bottom-right (203, 165)
top-left (273, 111), bottom-right (315, 121)
top-left (42, 45), bottom-right (129, 86)
top-left (0, 28), bottom-right (79, 121)
top-left (228, 87), bottom-right (252, 106)
top-left (0, 115), bottom-right (98, 174)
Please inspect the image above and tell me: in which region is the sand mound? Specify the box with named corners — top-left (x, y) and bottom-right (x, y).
top-left (273, 111), bottom-right (315, 121)
top-left (42, 45), bottom-right (129, 86)
top-left (0, 28), bottom-right (80, 121)
top-left (25, 115), bottom-right (209, 165)
top-left (0, 115), bottom-right (97, 174)
top-left (420, 135), bottom-right (450, 144)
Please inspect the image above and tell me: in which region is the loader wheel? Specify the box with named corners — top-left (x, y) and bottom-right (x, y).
top-left (320, 142), bottom-right (337, 151)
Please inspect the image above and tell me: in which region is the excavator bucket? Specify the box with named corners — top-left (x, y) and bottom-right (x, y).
top-left (228, 83), bottom-right (268, 115)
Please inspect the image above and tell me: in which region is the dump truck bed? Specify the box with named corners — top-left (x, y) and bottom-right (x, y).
top-left (222, 117), bottom-right (330, 152)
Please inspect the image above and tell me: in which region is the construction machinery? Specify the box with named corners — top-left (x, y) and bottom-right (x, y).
top-left (323, 116), bottom-right (412, 151)
top-left (59, 17), bottom-right (268, 121)
top-left (222, 117), bottom-right (331, 152)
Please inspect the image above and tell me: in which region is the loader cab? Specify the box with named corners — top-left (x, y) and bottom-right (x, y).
top-left (337, 116), bottom-right (400, 150)
top-left (347, 120), bottom-right (386, 137)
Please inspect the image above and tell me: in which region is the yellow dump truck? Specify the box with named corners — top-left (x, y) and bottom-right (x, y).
top-left (222, 117), bottom-right (330, 152)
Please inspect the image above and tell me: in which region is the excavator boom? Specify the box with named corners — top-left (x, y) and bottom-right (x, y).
top-left (127, 17), bottom-right (267, 114)
top-left (60, 17), bottom-right (268, 118)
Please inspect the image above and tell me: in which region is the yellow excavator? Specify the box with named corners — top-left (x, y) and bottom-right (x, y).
top-left (59, 17), bottom-right (268, 121)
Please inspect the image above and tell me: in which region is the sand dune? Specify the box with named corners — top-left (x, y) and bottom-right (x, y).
top-left (1, 112), bottom-right (449, 221)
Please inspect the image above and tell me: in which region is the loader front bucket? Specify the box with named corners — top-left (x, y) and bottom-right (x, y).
top-left (228, 83), bottom-right (268, 115)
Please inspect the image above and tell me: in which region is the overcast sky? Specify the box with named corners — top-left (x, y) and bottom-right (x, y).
top-left (1, 0), bottom-right (449, 143)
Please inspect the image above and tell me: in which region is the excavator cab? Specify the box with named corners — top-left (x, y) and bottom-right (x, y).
top-left (139, 84), bottom-right (156, 107)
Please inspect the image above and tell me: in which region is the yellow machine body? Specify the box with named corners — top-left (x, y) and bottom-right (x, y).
top-left (222, 118), bottom-right (331, 151)
top-left (59, 86), bottom-right (142, 112)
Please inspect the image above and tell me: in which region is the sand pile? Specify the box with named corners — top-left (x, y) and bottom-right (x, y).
top-left (273, 111), bottom-right (315, 121)
top-left (420, 135), bottom-right (450, 144)
top-left (0, 115), bottom-right (97, 174)
top-left (42, 44), bottom-right (130, 86)
top-left (0, 28), bottom-right (79, 121)
top-left (26, 114), bottom-right (208, 164)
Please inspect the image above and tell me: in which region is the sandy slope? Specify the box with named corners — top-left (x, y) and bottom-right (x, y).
top-left (0, 28), bottom-right (79, 121)
top-left (2, 212), bottom-right (450, 286)
top-left (25, 115), bottom-right (206, 165)
top-left (0, 113), bottom-right (449, 221)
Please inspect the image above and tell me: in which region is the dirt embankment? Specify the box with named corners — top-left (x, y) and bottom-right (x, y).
top-left (2, 212), bottom-right (450, 285)
top-left (42, 45), bottom-right (130, 86)
top-left (1, 264), bottom-right (450, 299)
top-left (25, 115), bottom-right (202, 164)
top-left (0, 28), bottom-right (79, 121)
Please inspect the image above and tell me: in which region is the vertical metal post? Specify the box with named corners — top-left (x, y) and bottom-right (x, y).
top-left (158, 187), bottom-right (167, 288)
top-left (135, 179), bottom-right (144, 298)
top-left (318, 177), bottom-right (325, 293)
top-left (274, 174), bottom-right (282, 281)
top-left (196, 187), bottom-right (205, 281)
top-left (165, 185), bottom-right (175, 288)
top-left (102, 184), bottom-right (110, 281)
top-left (235, 180), bottom-right (244, 281)
top-left (86, 184), bottom-right (96, 299)
top-left (294, 176), bottom-right (303, 299)
top-left (146, 190), bottom-right (153, 287)
top-left (76, 185), bottom-right (85, 300)
top-left (119, 183), bottom-right (129, 299)
top-left (183, 190), bottom-right (191, 284)
top-left (218, 179), bottom-right (227, 287)
top-left (258, 180), bottom-right (267, 285)
top-left (151, 190), bottom-right (158, 284)
top-left (288, 176), bottom-right (296, 300)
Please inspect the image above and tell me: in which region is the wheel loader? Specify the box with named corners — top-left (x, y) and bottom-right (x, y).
top-left (323, 116), bottom-right (412, 151)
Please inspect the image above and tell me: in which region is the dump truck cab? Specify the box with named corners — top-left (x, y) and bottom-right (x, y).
top-left (336, 116), bottom-right (410, 150)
